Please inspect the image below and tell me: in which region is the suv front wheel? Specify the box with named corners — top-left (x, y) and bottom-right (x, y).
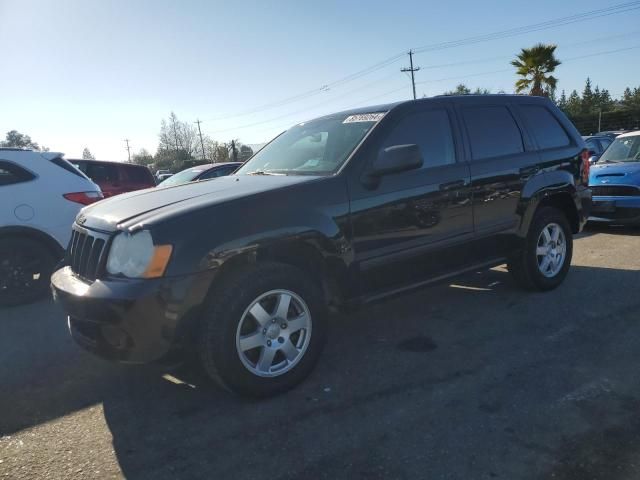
top-left (198, 262), bottom-right (327, 397)
top-left (508, 206), bottom-right (573, 291)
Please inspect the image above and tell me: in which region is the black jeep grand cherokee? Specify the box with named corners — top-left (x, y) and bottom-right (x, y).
top-left (52, 95), bottom-right (591, 397)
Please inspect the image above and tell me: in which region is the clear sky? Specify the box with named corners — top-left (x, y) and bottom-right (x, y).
top-left (2, 0), bottom-right (640, 161)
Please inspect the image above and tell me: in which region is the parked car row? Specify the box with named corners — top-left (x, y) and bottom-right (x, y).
top-left (0, 149), bottom-right (102, 306)
top-left (3, 96), bottom-right (639, 398)
top-left (0, 153), bottom-right (241, 306)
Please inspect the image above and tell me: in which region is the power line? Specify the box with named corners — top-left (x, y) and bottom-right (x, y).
top-left (401, 50), bottom-right (421, 100)
top-left (414, 30), bottom-right (640, 72)
top-left (414, 44), bottom-right (640, 88)
top-left (201, 2), bottom-right (639, 124)
top-left (201, 52), bottom-right (406, 122)
top-left (413, 1), bottom-right (640, 54)
top-left (243, 43), bottom-right (640, 138)
top-left (204, 71), bottom-right (402, 135)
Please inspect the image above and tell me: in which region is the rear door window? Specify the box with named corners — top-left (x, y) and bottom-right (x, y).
top-left (463, 106), bottom-right (524, 160)
top-left (86, 163), bottom-right (118, 183)
top-left (124, 166), bottom-right (153, 184)
top-left (199, 168), bottom-right (225, 180)
top-left (0, 161), bottom-right (35, 186)
top-left (519, 105), bottom-right (570, 150)
top-left (380, 109), bottom-right (456, 168)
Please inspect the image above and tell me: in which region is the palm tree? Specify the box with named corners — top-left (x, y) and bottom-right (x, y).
top-left (511, 44), bottom-right (561, 97)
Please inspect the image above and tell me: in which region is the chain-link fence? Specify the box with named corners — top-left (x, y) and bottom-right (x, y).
top-left (567, 108), bottom-right (640, 135)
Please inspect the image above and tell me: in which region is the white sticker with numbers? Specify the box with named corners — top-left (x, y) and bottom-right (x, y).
top-left (343, 112), bottom-right (386, 123)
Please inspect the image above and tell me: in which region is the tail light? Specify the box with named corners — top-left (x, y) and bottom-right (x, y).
top-left (63, 191), bottom-right (103, 205)
top-left (581, 149), bottom-right (590, 184)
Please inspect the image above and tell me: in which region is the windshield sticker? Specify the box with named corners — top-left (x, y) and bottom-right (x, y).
top-left (343, 112), bottom-right (386, 123)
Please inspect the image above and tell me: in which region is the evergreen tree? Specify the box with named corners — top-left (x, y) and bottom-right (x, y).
top-left (566, 90), bottom-right (582, 117)
top-left (557, 90), bottom-right (568, 110)
top-left (581, 78), bottom-right (594, 114)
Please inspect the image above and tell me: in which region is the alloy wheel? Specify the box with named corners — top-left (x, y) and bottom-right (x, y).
top-left (536, 222), bottom-right (566, 278)
top-left (235, 289), bottom-right (312, 377)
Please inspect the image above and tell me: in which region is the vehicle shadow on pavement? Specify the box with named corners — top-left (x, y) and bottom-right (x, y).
top-left (99, 262), bottom-right (640, 480)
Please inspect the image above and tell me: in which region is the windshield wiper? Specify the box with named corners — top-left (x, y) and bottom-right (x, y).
top-left (246, 169), bottom-right (284, 176)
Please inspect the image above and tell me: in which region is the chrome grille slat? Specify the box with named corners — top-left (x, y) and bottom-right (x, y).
top-left (66, 226), bottom-right (109, 281)
top-left (78, 236), bottom-right (94, 276)
top-left (591, 185), bottom-right (640, 197)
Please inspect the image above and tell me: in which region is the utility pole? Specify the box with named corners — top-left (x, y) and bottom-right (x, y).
top-left (401, 49), bottom-right (421, 100)
top-left (230, 140), bottom-right (238, 162)
top-left (195, 119), bottom-right (207, 162)
top-left (598, 109), bottom-right (602, 132)
top-left (124, 139), bottom-right (131, 162)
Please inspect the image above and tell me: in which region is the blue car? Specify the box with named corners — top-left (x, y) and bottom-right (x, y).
top-left (589, 130), bottom-right (640, 224)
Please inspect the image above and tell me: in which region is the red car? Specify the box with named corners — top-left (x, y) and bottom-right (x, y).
top-left (70, 160), bottom-right (156, 197)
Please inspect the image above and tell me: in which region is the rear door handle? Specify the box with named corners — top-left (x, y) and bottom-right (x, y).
top-left (439, 180), bottom-right (466, 191)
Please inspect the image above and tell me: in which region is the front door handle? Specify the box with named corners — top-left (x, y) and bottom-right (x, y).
top-left (439, 180), bottom-right (466, 191)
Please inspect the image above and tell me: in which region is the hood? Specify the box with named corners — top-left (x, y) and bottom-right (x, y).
top-left (589, 162), bottom-right (640, 186)
top-left (78, 174), bottom-right (321, 232)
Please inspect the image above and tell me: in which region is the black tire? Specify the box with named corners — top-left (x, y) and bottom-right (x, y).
top-left (198, 262), bottom-right (327, 397)
top-left (0, 237), bottom-right (57, 307)
top-left (508, 207), bottom-right (573, 291)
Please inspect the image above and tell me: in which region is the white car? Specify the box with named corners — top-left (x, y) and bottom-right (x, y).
top-left (156, 173), bottom-right (173, 183)
top-left (0, 148), bottom-right (102, 306)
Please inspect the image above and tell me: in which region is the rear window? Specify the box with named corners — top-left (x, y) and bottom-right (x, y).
top-left (0, 161), bottom-right (36, 186)
top-left (125, 166), bottom-right (153, 184)
top-left (463, 106), bottom-right (524, 160)
top-left (51, 157), bottom-right (89, 179)
top-left (519, 105), bottom-right (570, 150)
top-left (585, 138), bottom-right (601, 154)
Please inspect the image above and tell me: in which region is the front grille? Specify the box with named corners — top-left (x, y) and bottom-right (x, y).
top-left (591, 185), bottom-right (640, 197)
top-left (67, 227), bottom-right (108, 281)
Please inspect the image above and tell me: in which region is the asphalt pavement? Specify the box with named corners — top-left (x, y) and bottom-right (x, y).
top-left (1, 226), bottom-right (640, 479)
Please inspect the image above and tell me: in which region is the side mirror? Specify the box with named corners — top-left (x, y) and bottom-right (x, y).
top-left (370, 144), bottom-right (423, 178)
top-left (589, 155), bottom-right (599, 164)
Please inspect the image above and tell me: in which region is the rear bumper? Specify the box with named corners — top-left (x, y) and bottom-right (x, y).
top-left (588, 196), bottom-right (640, 224)
top-left (51, 266), bottom-right (215, 363)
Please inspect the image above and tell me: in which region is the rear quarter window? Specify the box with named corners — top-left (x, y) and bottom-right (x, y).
top-left (519, 105), bottom-right (570, 150)
top-left (462, 106), bottom-right (524, 160)
top-left (0, 161), bottom-right (36, 186)
top-left (51, 157), bottom-right (89, 179)
top-left (124, 166), bottom-right (154, 184)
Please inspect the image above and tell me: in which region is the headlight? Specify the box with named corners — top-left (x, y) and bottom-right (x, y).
top-left (106, 230), bottom-right (173, 278)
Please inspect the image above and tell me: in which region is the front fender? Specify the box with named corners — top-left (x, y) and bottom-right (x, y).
top-left (154, 176), bottom-right (352, 281)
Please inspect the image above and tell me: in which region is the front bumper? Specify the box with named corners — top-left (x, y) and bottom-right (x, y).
top-left (588, 196), bottom-right (640, 224)
top-left (51, 266), bottom-right (215, 363)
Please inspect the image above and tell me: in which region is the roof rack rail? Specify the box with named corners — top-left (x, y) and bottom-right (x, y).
top-left (0, 147), bottom-right (34, 151)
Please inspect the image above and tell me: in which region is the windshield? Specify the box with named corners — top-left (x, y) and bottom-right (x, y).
top-left (158, 168), bottom-right (201, 187)
top-left (599, 135), bottom-right (640, 163)
top-left (236, 112), bottom-right (385, 176)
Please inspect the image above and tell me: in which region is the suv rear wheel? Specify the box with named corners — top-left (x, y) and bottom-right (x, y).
top-left (0, 237), bottom-right (56, 307)
top-left (508, 206), bottom-right (573, 291)
top-left (198, 262), bottom-right (327, 397)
